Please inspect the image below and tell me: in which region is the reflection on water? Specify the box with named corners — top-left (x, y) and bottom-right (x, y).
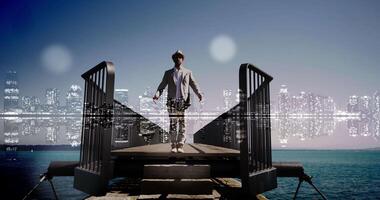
top-left (273, 112), bottom-right (380, 148)
top-left (1, 112), bottom-right (379, 149)
top-left (1, 116), bottom-right (82, 147)
top-left (273, 116), bottom-right (336, 145)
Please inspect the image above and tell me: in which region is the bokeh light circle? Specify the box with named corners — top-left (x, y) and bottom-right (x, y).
top-left (209, 35), bottom-right (236, 63)
top-left (41, 45), bottom-right (72, 74)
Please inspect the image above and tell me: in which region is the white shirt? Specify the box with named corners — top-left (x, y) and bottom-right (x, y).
top-left (173, 66), bottom-right (183, 99)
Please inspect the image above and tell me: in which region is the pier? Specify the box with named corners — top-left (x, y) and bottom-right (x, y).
top-left (72, 61), bottom-right (276, 199)
top-left (24, 61), bottom-right (327, 200)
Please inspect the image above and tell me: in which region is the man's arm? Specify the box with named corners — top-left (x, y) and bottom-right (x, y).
top-left (189, 71), bottom-right (202, 101)
top-left (153, 71), bottom-right (168, 99)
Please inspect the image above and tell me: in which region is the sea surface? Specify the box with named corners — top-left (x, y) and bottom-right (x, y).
top-left (1, 149), bottom-right (379, 200)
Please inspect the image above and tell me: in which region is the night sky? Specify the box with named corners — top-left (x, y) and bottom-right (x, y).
top-left (1, 0), bottom-right (380, 110)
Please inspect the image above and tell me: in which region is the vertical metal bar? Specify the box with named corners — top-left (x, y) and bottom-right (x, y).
top-left (259, 76), bottom-right (262, 170)
top-left (95, 70), bottom-right (100, 172)
top-left (87, 75), bottom-right (92, 170)
top-left (256, 75), bottom-right (260, 171)
top-left (98, 70), bottom-right (102, 172)
top-left (98, 68), bottom-right (105, 171)
top-left (239, 64), bottom-right (249, 194)
top-left (251, 70), bottom-right (255, 171)
top-left (92, 73), bottom-right (97, 172)
top-left (85, 76), bottom-right (93, 169)
top-left (83, 77), bottom-right (92, 169)
top-left (262, 78), bottom-right (267, 169)
top-left (90, 73), bottom-right (96, 172)
top-left (266, 83), bottom-right (270, 168)
top-left (248, 69), bottom-right (252, 170)
top-left (259, 75), bottom-right (265, 170)
top-left (250, 72), bottom-right (253, 171)
top-left (250, 70), bottom-right (255, 171)
top-left (79, 80), bottom-right (87, 166)
top-left (255, 72), bottom-right (260, 171)
top-left (101, 62), bottom-right (115, 181)
top-left (102, 68), bottom-right (106, 165)
top-left (267, 83), bottom-right (272, 168)
top-left (252, 71), bottom-right (256, 172)
top-left (263, 79), bottom-right (268, 169)
top-left (90, 74), bottom-right (96, 171)
top-left (258, 84), bottom-right (262, 170)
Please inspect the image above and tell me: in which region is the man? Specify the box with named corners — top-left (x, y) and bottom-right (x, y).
top-left (153, 50), bottom-right (202, 153)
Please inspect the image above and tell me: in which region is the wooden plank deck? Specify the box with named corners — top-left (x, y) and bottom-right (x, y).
top-left (111, 143), bottom-right (240, 158)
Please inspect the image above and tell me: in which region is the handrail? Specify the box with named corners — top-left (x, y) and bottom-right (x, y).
top-left (239, 63), bottom-right (276, 195)
top-left (79, 61), bottom-right (114, 172)
top-left (74, 61), bottom-right (115, 195)
top-left (241, 63), bottom-right (273, 81)
top-left (81, 61), bottom-right (115, 80)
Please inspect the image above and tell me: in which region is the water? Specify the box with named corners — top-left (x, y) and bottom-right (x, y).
top-left (266, 150), bottom-right (380, 199)
top-left (0, 150), bottom-right (87, 200)
top-left (1, 150), bottom-right (379, 199)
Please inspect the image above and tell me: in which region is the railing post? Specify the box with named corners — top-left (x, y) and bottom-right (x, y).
top-left (239, 64), bottom-right (250, 194)
top-left (101, 62), bottom-right (115, 185)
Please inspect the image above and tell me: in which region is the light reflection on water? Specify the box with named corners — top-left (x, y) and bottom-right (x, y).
top-left (0, 114), bottom-right (379, 149)
top-left (272, 115), bottom-right (380, 149)
top-left (1, 116), bottom-right (82, 147)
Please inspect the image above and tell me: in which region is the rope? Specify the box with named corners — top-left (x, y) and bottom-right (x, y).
top-left (22, 173), bottom-right (59, 200)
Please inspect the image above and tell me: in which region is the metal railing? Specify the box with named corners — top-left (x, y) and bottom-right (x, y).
top-left (75, 61), bottom-right (166, 195)
top-left (238, 63), bottom-right (276, 195)
top-left (79, 61), bottom-right (114, 173)
top-left (74, 61), bottom-right (115, 195)
top-left (194, 63), bottom-right (276, 195)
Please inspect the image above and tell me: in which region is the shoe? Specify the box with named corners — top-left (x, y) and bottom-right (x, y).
top-left (177, 144), bottom-right (184, 153)
top-left (177, 147), bottom-right (184, 153)
top-left (171, 143), bottom-right (177, 153)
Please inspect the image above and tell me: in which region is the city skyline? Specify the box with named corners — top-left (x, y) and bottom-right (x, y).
top-left (2, 70), bottom-right (379, 115)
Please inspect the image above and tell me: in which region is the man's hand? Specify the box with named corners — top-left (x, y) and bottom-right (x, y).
top-left (153, 95), bottom-right (159, 104)
top-left (197, 93), bottom-right (203, 102)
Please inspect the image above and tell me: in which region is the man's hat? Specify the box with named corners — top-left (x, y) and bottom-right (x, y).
top-left (172, 50), bottom-right (185, 60)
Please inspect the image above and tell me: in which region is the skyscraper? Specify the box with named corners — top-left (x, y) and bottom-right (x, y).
top-left (278, 85), bottom-right (290, 114)
top-left (4, 70), bottom-right (20, 112)
top-left (359, 96), bottom-right (371, 115)
top-left (373, 91), bottom-right (380, 113)
top-left (115, 89), bottom-right (129, 106)
top-left (4, 119), bottom-right (20, 145)
top-left (323, 96), bottom-right (335, 114)
top-left (21, 96), bottom-right (41, 112)
top-left (45, 88), bottom-right (60, 112)
top-left (21, 96), bottom-right (32, 112)
top-left (139, 87), bottom-right (154, 113)
top-left (66, 85), bottom-right (83, 113)
top-left (222, 89), bottom-right (233, 111)
top-left (348, 95), bottom-right (359, 113)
